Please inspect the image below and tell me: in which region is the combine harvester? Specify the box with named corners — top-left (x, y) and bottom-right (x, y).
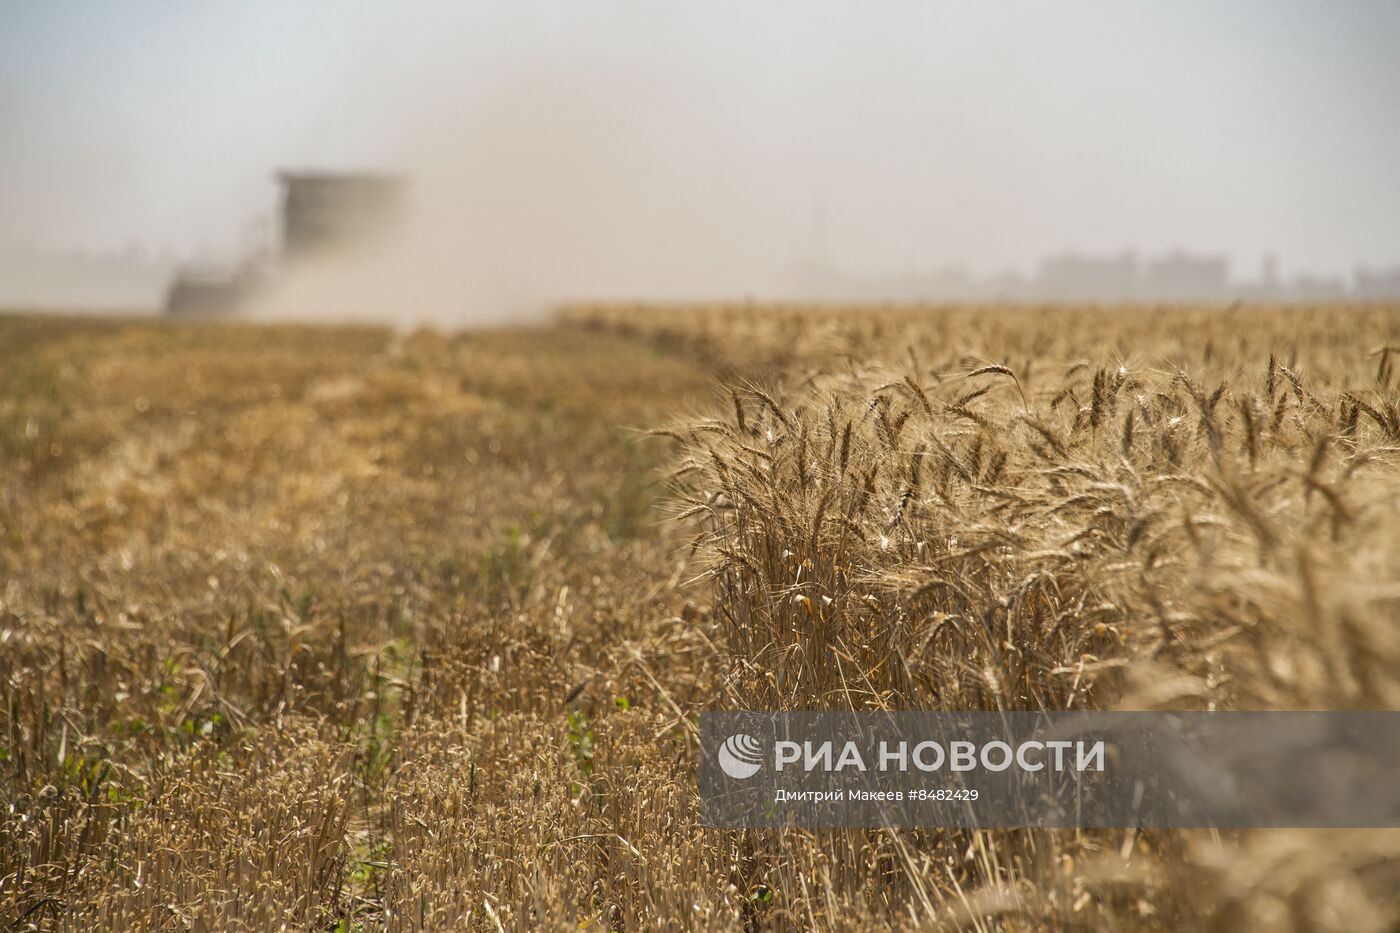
top-left (164, 169), bottom-right (403, 316)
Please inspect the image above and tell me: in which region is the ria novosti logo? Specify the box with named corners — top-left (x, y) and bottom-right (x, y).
top-left (713, 729), bottom-right (1108, 781)
top-left (718, 733), bottom-right (764, 779)
top-left (703, 711), bottom-right (1400, 829)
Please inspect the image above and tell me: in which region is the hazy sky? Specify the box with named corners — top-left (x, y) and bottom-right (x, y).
top-left (3, 1), bottom-right (1399, 304)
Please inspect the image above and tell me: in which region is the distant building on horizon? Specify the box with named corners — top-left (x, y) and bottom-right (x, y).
top-left (1355, 265), bottom-right (1400, 300)
top-left (1143, 251), bottom-right (1229, 301)
top-left (1289, 274), bottom-right (1347, 302)
top-left (1038, 251), bottom-right (1137, 302)
top-left (786, 249), bottom-right (1400, 305)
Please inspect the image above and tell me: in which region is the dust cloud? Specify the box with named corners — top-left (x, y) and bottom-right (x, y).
top-left (245, 63), bottom-right (778, 326)
top-left (6, 4), bottom-right (1399, 321)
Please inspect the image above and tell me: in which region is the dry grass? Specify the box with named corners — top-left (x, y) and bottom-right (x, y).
top-left (3, 304), bottom-right (1400, 930)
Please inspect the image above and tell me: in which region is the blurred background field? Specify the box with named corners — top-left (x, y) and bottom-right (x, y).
top-left (4, 303), bottom-right (1400, 930)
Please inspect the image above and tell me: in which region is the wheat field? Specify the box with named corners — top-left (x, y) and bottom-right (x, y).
top-left (3, 304), bottom-right (1400, 930)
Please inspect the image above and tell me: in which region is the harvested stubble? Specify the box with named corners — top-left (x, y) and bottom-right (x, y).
top-left (2, 304), bottom-right (1400, 930)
